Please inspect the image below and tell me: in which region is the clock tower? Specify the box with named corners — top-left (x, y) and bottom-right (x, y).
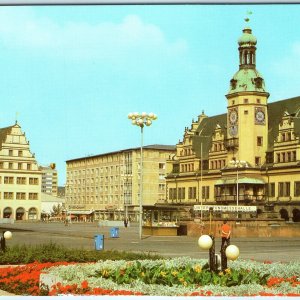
top-left (226, 21), bottom-right (269, 166)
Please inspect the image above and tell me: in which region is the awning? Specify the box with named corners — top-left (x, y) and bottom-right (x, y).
top-left (215, 177), bottom-right (265, 185)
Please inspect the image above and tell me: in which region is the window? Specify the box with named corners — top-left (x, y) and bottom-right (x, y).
top-left (255, 157), bottom-right (261, 166)
top-left (287, 152), bottom-right (291, 162)
top-left (0, 162), bottom-right (3, 169)
top-left (18, 163), bottom-right (22, 170)
top-left (158, 184), bottom-right (165, 191)
top-left (293, 151), bottom-right (297, 161)
top-left (295, 182), bottom-right (300, 197)
top-left (29, 178), bottom-right (39, 185)
top-left (257, 136), bottom-right (263, 146)
top-left (4, 177), bottom-right (14, 184)
top-left (9, 163), bottom-right (13, 169)
top-left (188, 187), bottom-right (196, 199)
top-left (269, 183), bottom-right (275, 197)
top-left (28, 193), bottom-right (38, 200)
top-left (277, 153), bottom-right (281, 163)
top-left (27, 164), bottom-right (31, 170)
top-left (17, 177), bottom-right (26, 184)
top-left (16, 192), bottom-right (26, 200)
top-left (4, 192), bottom-right (13, 199)
top-left (159, 163), bottom-right (165, 169)
top-left (9, 150), bottom-right (13, 156)
top-left (18, 150), bottom-right (23, 157)
top-left (244, 98), bottom-right (248, 104)
top-left (178, 187), bottom-right (185, 200)
top-left (244, 110), bottom-right (248, 115)
top-left (278, 182), bottom-right (290, 197)
top-left (256, 98), bottom-right (261, 103)
top-left (202, 186), bottom-right (209, 199)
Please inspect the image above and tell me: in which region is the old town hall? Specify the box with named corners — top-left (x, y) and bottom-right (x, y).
top-left (165, 21), bottom-right (300, 224)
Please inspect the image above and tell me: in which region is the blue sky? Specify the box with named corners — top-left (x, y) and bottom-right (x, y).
top-left (0, 4), bottom-right (300, 185)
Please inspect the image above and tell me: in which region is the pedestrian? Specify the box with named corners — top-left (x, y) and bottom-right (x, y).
top-left (221, 219), bottom-right (231, 250)
top-left (124, 218), bottom-right (128, 228)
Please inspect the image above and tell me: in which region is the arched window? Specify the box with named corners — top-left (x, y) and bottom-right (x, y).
top-left (279, 209), bottom-right (289, 221)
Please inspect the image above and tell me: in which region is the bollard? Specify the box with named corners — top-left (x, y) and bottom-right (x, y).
top-left (0, 234), bottom-right (5, 252)
top-left (208, 234), bottom-right (216, 272)
top-left (221, 244), bottom-right (228, 271)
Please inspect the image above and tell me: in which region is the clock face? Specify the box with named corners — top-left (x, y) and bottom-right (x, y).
top-left (229, 110), bottom-right (238, 124)
top-left (229, 125), bottom-right (238, 136)
top-left (255, 109), bottom-right (265, 124)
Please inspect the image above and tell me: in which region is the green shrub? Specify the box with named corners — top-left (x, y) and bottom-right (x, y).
top-left (0, 242), bottom-right (162, 264)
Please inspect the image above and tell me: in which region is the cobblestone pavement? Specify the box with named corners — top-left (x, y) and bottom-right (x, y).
top-left (1, 221), bottom-right (300, 261)
top-left (0, 221), bottom-right (300, 296)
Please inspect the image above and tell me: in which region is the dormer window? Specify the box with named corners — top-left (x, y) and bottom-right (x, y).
top-left (230, 79), bottom-right (237, 89)
top-left (254, 77), bottom-right (263, 88)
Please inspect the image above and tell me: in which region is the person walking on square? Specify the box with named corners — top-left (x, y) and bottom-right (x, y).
top-left (221, 219), bottom-right (231, 250)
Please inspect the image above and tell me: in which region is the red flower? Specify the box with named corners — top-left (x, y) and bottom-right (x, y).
top-left (81, 280), bottom-right (89, 289)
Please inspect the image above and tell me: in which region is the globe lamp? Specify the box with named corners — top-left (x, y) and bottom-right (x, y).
top-left (225, 245), bottom-right (240, 260)
top-left (3, 231), bottom-right (12, 240)
top-left (198, 235), bottom-right (213, 250)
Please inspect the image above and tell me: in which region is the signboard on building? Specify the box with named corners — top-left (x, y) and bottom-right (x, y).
top-left (194, 205), bottom-right (257, 213)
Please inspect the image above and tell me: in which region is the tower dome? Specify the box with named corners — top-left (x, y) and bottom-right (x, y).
top-left (238, 27), bottom-right (257, 47)
top-left (227, 24), bottom-right (269, 97)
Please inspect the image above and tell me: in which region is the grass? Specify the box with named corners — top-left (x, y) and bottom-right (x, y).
top-left (0, 242), bottom-right (163, 264)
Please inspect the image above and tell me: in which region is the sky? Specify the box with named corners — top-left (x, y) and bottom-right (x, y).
top-left (0, 4), bottom-right (300, 185)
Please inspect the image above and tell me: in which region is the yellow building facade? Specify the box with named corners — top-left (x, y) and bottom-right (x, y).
top-left (166, 25), bottom-right (300, 223)
top-left (65, 145), bottom-right (175, 221)
top-left (0, 122), bottom-right (42, 221)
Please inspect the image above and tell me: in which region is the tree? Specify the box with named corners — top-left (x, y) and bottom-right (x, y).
top-left (51, 204), bottom-right (63, 217)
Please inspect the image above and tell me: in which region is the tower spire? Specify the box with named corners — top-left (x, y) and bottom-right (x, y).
top-left (238, 12), bottom-right (256, 69)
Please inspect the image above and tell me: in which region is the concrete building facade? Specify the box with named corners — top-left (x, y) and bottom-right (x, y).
top-left (165, 24), bottom-right (300, 223)
top-left (65, 145), bottom-right (175, 221)
top-left (39, 164), bottom-right (58, 196)
top-left (0, 122), bottom-right (42, 221)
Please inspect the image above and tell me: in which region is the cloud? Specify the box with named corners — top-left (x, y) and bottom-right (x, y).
top-left (0, 8), bottom-right (187, 63)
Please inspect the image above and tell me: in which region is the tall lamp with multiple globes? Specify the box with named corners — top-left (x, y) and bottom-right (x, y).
top-left (127, 112), bottom-right (157, 240)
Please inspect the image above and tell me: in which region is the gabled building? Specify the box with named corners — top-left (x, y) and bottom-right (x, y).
top-left (166, 23), bottom-right (300, 223)
top-left (0, 122), bottom-right (42, 221)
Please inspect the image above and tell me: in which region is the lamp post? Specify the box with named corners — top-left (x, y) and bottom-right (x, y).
top-left (128, 112), bottom-right (157, 240)
top-left (230, 159), bottom-right (247, 218)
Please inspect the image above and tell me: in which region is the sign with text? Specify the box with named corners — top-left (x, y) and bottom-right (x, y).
top-left (194, 205), bottom-right (257, 213)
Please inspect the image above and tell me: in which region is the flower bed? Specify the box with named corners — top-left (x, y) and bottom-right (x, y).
top-left (43, 257), bottom-right (300, 296)
top-left (0, 258), bottom-right (300, 296)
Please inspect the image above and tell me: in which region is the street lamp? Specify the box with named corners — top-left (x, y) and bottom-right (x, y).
top-left (230, 159), bottom-right (248, 218)
top-left (128, 112), bottom-right (157, 240)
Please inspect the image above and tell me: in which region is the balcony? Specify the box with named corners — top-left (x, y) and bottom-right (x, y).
top-left (216, 193), bottom-right (265, 203)
top-left (224, 138), bottom-right (239, 150)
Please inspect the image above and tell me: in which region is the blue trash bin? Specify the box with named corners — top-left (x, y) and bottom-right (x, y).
top-left (94, 234), bottom-right (104, 250)
top-left (110, 227), bottom-right (119, 238)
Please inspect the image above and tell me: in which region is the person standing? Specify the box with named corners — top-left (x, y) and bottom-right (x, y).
top-left (221, 219), bottom-right (231, 250)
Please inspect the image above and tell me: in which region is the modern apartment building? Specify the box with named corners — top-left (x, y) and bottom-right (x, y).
top-left (0, 122), bottom-right (42, 221)
top-left (39, 164), bottom-right (58, 196)
top-left (65, 145), bottom-right (175, 221)
top-left (166, 23), bottom-right (300, 223)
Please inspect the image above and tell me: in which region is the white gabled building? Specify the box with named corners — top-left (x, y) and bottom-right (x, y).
top-left (0, 122), bottom-right (42, 221)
